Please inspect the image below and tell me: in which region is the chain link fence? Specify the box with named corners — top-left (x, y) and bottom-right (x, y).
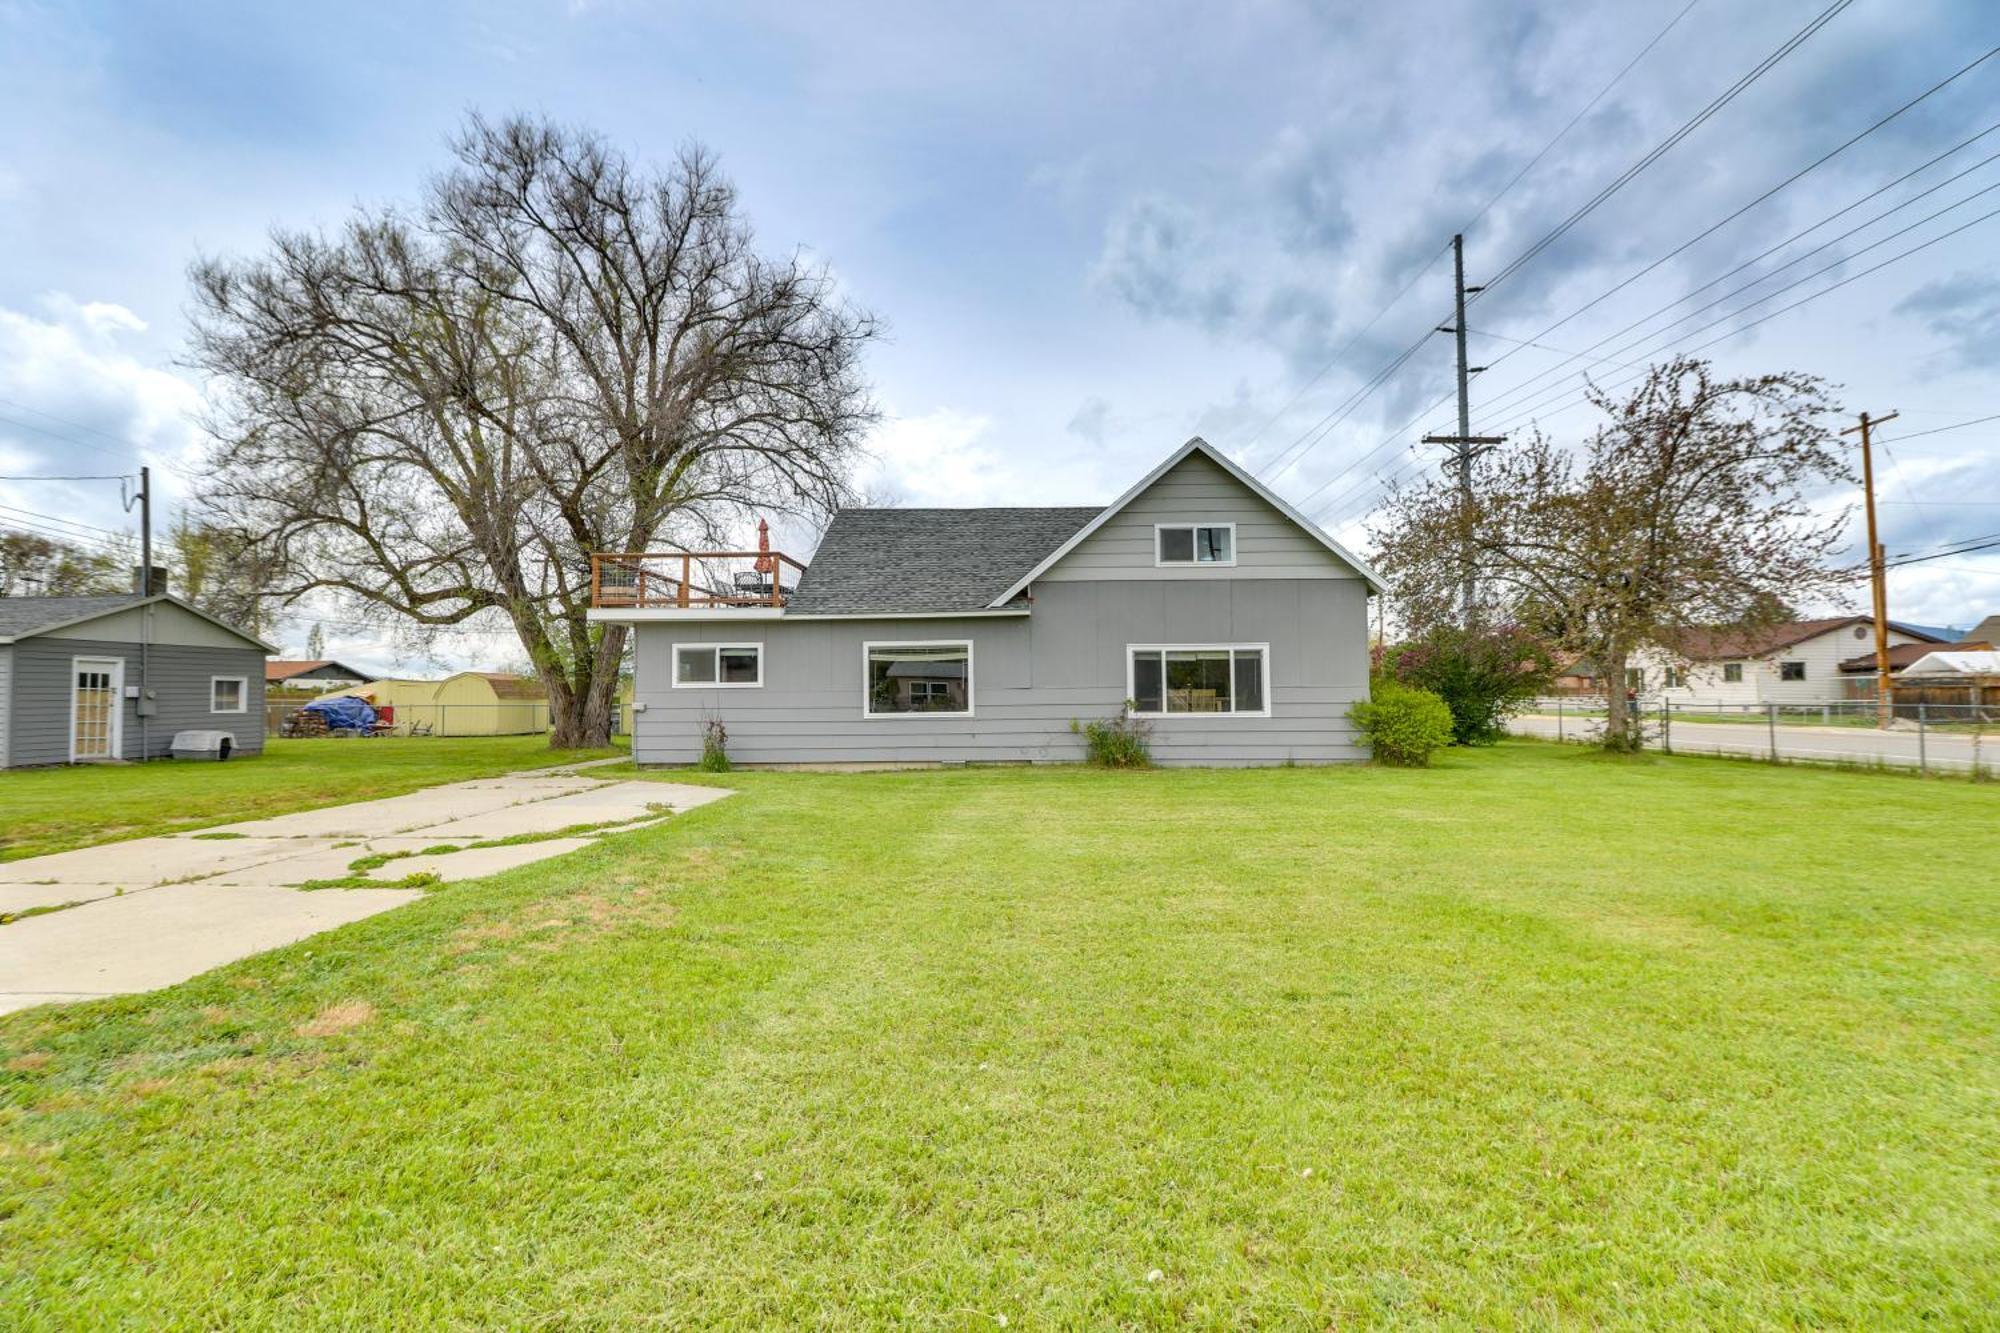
top-left (266, 700), bottom-right (559, 738)
top-left (1516, 696), bottom-right (1996, 776)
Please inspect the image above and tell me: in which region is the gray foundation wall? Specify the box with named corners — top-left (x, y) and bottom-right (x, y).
top-left (630, 578), bottom-right (1370, 767)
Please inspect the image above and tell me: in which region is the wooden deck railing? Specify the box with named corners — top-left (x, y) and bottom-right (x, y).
top-left (590, 551), bottom-right (808, 609)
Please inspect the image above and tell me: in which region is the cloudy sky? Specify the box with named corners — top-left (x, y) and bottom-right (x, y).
top-left (2, 0), bottom-right (1997, 671)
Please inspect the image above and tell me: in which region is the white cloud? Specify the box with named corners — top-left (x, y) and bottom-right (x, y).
top-left (859, 406), bottom-right (1016, 506)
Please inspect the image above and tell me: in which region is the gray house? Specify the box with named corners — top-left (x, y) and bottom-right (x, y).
top-left (591, 438), bottom-right (1381, 766)
top-left (0, 592), bottom-right (273, 767)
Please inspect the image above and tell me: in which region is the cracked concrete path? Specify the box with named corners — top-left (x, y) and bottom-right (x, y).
top-left (0, 770), bottom-right (731, 1016)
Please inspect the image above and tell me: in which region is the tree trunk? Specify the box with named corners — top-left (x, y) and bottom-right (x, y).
top-left (1598, 646), bottom-right (1642, 752)
top-left (546, 625), bottom-right (629, 750)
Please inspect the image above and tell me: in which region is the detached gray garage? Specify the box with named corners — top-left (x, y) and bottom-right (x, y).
top-left (0, 593), bottom-right (273, 767)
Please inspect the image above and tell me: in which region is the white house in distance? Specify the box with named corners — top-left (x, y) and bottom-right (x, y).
top-left (1631, 616), bottom-right (1951, 706)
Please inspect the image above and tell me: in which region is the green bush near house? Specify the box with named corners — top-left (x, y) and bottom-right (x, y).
top-left (1070, 704), bottom-right (1153, 768)
top-left (1350, 678), bottom-right (1455, 766)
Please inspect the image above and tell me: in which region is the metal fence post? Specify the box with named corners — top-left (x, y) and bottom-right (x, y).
top-left (1661, 700), bottom-right (1671, 754)
top-left (1918, 703), bottom-right (1927, 776)
top-left (1767, 702), bottom-right (1778, 762)
top-left (1557, 695), bottom-right (1564, 741)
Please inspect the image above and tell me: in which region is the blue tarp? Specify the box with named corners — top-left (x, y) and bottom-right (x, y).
top-left (301, 695), bottom-right (378, 731)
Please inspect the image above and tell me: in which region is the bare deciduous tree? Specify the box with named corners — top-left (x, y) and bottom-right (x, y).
top-left (0, 532), bottom-right (131, 597)
top-left (1370, 357), bottom-right (1854, 749)
top-left (188, 114), bottom-right (879, 746)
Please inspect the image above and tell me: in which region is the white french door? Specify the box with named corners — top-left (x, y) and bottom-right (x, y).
top-left (70, 657), bottom-right (124, 761)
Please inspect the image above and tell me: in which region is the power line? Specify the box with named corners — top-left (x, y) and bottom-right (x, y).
top-left (1453, 44), bottom-right (2000, 430)
top-left (1480, 184), bottom-right (2000, 433)
top-left (1472, 122), bottom-right (2000, 420)
top-left (1478, 0), bottom-right (1857, 297)
top-left (0, 503), bottom-right (130, 541)
top-left (1240, 242), bottom-right (1449, 463)
top-left (1459, 0), bottom-right (1703, 237)
top-left (1877, 412), bottom-right (2000, 444)
top-left (1266, 3), bottom-right (1863, 505)
top-left (1485, 198), bottom-right (2000, 435)
top-left (0, 473), bottom-right (134, 481)
top-left (1247, 4), bottom-right (1701, 470)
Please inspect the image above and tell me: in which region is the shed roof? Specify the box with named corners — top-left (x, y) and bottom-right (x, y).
top-left (1838, 640), bottom-right (1993, 674)
top-left (0, 593), bottom-right (273, 650)
top-left (1901, 650), bottom-right (2000, 678)
top-left (787, 507), bottom-right (1102, 615)
top-left (0, 594), bottom-right (147, 639)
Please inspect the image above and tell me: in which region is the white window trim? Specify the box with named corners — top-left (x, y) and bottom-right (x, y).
top-left (862, 639), bottom-right (975, 719)
top-left (670, 642), bottom-right (765, 688)
top-left (69, 655), bottom-right (126, 762)
top-left (1152, 521), bottom-right (1238, 568)
top-left (1125, 643), bottom-right (1272, 718)
top-left (210, 675), bottom-right (249, 714)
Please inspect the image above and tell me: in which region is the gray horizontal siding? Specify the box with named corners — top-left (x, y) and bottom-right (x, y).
top-left (6, 637), bottom-right (267, 766)
top-left (0, 645), bottom-right (11, 769)
top-left (1040, 449), bottom-right (1362, 582)
top-left (631, 578), bottom-right (1368, 767)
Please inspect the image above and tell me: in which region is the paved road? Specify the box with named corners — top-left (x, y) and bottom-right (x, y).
top-left (0, 770), bottom-right (731, 1016)
top-left (1510, 713), bottom-right (1995, 773)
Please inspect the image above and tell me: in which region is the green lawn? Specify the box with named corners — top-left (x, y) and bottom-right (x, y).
top-left (2, 743), bottom-right (1996, 1326)
top-left (0, 736), bottom-right (621, 861)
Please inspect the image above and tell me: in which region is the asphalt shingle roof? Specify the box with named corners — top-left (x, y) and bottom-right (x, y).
top-left (0, 594), bottom-right (148, 641)
top-left (788, 507), bottom-right (1104, 615)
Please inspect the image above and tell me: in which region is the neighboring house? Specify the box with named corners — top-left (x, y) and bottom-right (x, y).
top-left (1959, 613), bottom-right (2000, 646)
top-left (325, 671), bottom-right (549, 735)
top-left (265, 658), bottom-right (371, 691)
top-left (0, 591), bottom-right (272, 767)
top-left (1632, 616), bottom-right (1950, 705)
top-left (590, 437), bottom-right (1381, 766)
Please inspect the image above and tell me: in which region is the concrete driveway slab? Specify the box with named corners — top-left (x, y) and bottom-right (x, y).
top-left (0, 883), bottom-right (123, 916)
top-left (0, 884), bottom-right (421, 1016)
top-left (363, 837), bottom-right (599, 884)
top-left (0, 769), bottom-right (730, 1015)
top-left (0, 837), bottom-right (325, 887)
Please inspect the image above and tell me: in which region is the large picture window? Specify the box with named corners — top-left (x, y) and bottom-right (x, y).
top-left (1154, 523), bottom-right (1235, 566)
top-left (1128, 645), bottom-right (1269, 716)
top-left (865, 642), bottom-right (972, 716)
top-left (673, 643), bottom-right (763, 687)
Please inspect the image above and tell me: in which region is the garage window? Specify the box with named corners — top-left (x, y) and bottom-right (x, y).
top-left (673, 643), bottom-right (763, 687)
top-left (210, 676), bottom-right (247, 713)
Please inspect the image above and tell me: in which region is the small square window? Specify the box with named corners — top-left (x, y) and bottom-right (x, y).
top-left (1779, 661), bottom-right (1806, 682)
top-left (1155, 524), bottom-right (1234, 565)
top-left (1723, 663), bottom-right (1744, 684)
top-left (210, 677), bottom-right (247, 713)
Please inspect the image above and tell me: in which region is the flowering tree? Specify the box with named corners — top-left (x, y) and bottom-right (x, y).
top-left (1371, 357), bottom-right (1853, 750)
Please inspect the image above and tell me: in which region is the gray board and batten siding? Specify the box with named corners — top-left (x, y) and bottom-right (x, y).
top-left (625, 441), bottom-right (1376, 767)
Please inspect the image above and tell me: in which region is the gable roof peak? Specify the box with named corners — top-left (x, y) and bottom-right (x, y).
top-left (986, 437), bottom-right (1384, 605)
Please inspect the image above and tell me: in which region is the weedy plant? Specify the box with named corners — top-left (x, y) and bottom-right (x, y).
top-left (698, 713), bottom-right (732, 772)
top-left (1071, 702), bottom-right (1154, 768)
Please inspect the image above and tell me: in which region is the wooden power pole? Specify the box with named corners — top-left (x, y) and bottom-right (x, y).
top-left (1840, 410), bottom-right (1898, 728)
top-left (1423, 233), bottom-right (1504, 625)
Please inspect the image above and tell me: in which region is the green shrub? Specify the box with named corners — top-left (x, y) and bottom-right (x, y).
top-left (1070, 703), bottom-right (1153, 768)
top-left (1383, 623), bottom-right (1555, 746)
top-left (1350, 678), bottom-right (1454, 767)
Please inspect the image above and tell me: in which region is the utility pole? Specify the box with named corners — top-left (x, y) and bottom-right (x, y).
top-left (1423, 234), bottom-right (1504, 625)
top-left (1839, 410), bottom-right (1899, 729)
top-left (138, 464), bottom-right (152, 595)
